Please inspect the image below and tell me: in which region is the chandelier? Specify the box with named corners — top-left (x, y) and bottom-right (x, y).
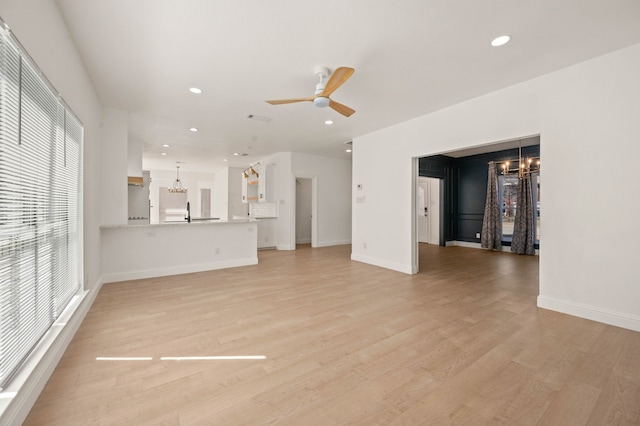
top-left (500, 144), bottom-right (540, 178)
top-left (168, 165), bottom-right (187, 193)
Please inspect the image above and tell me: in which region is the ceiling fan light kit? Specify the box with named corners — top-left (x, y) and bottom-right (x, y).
top-left (266, 66), bottom-right (356, 117)
top-left (314, 97), bottom-right (330, 108)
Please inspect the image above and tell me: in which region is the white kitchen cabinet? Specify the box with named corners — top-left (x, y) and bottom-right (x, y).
top-left (257, 164), bottom-right (276, 202)
top-left (241, 173), bottom-right (247, 203)
top-left (242, 164), bottom-right (276, 203)
top-left (257, 218), bottom-right (277, 249)
top-left (241, 171), bottom-right (259, 203)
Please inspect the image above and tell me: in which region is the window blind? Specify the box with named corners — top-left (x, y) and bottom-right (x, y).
top-left (0, 23), bottom-right (83, 390)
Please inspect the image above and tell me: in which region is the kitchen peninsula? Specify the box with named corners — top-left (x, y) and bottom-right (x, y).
top-left (101, 219), bottom-right (258, 283)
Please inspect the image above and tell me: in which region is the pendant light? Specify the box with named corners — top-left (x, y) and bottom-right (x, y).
top-left (168, 165), bottom-right (187, 193)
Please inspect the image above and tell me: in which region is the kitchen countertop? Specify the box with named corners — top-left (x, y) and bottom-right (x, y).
top-left (101, 218), bottom-right (260, 229)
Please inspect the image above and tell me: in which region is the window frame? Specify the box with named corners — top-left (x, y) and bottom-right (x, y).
top-left (0, 21), bottom-right (83, 390)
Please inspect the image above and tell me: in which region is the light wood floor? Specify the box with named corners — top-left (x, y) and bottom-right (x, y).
top-left (25, 244), bottom-right (640, 425)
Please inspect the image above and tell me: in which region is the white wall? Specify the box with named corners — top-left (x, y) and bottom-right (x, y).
top-left (259, 152), bottom-right (352, 250)
top-left (209, 167), bottom-right (248, 221)
top-left (127, 137), bottom-right (143, 177)
top-left (211, 168), bottom-right (229, 220)
top-left (292, 153), bottom-right (352, 247)
top-left (352, 43), bottom-right (640, 331)
top-left (227, 167), bottom-right (249, 219)
top-left (100, 107), bottom-right (129, 226)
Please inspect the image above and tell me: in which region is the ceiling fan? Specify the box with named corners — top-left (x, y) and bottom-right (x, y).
top-left (265, 66), bottom-right (356, 117)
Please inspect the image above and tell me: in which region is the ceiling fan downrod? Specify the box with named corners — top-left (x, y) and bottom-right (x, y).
top-left (314, 67), bottom-right (330, 107)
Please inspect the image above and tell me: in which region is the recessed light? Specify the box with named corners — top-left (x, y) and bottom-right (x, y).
top-left (189, 87), bottom-right (202, 94)
top-left (346, 149), bottom-right (352, 153)
top-left (162, 144), bottom-right (170, 148)
top-left (233, 153), bottom-right (239, 156)
top-left (325, 120), bottom-right (333, 125)
top-left (161, 152), bottom-right (168, 156)
top-left (189, 127), bottom-right (199, 132)
top-left (491, 35), bottom-right (511, 47)
top-left (223, 159), bottom-right (228, 162)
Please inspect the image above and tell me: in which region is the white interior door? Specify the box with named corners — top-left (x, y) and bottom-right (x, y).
top-left (418, 177), bottom-right (440, 245)
top-left (417, 184), bottom-right (428, 243)
top-left (427, 178), bottom-right (440, 245)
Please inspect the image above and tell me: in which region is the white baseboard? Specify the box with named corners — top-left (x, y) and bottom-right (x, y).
top-left (444, 240), bottom-right (539, 255)
top-left (350, 253), bottom-right (414, 274)
top-left (0, 278), bottom-right (103, 425)
top-left (102, 257), bottom-right (258, 284)
top-left (537, 296), bottom-right (640, 332)
top-left (314, 239), bottom-right (351, 248)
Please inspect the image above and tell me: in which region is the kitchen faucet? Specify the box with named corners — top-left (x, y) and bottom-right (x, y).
top-left (186, 201), bottom-right (191, 223)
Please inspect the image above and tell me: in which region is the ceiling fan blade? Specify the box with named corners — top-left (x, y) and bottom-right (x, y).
top-left (329, 99), bottom-right (355, 117)
top-left (265, 97), bottom-right (314, 105)
top-left (321, 67), bottom-right (354, 97)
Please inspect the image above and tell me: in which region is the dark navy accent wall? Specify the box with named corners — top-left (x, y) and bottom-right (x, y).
top-left (457, 163), bottom-right (486, 241)
top-left (419, 145), bottom-right (540, 244)
top-left (418, 154), bottom-right (452, 179)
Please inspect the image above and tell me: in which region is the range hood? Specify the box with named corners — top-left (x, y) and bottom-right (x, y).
top-left (127, 176), bottom-right (144, 186)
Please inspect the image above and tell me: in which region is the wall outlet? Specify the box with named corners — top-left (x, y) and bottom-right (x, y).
top-left (215, 248), bottom-right (220, 255)
top-left (475, 232), bottom-right (480, 239)
top-left (363, 242), bottom-right (367, 249)
top-left (146, 231), bottom-right (156, 237)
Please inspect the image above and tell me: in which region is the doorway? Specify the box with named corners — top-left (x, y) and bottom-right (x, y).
top-left (294, 176), bottom-right (317, 248)
top-left (296, 178), bottom-right (312, 245)
top-left (412, 136), bottom-right (541, 286)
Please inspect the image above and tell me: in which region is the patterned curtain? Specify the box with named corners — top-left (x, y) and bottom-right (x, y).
top-left (511, 172), bottom-right (536, 255)
top-left (481, 162), bottom-right (501, 250)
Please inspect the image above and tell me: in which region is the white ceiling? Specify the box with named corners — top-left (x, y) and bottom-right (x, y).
top-left (54, 0), bottom-right (640, 173)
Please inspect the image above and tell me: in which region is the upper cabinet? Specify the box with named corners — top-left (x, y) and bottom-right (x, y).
top-left (242, 170), bottom-right (259, 203)
top-left (261, 165), bottom-right (277, 202)
top-left (242, 164), bottom-right (275, 203)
